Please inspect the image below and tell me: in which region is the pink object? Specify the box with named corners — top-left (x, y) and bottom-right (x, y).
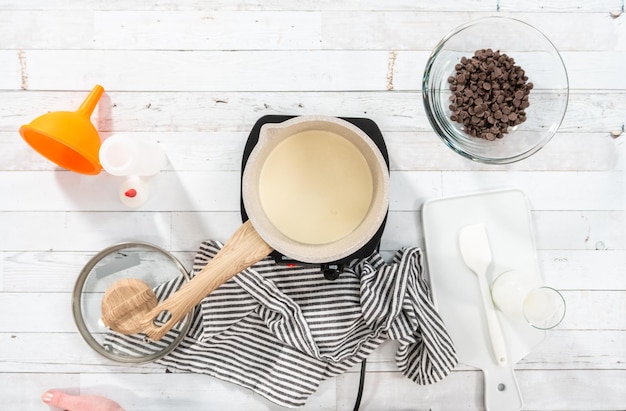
top-left (41, 390), bottom-right (125, 411)
top-left (124, 188), bottom-right (137, 198)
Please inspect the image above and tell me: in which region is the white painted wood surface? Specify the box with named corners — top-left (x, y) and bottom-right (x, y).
top-left (1, 1), bottom-right (624, 410)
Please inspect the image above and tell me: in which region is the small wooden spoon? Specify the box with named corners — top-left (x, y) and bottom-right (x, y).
top-left (101, 220), bottom-right (274, 341)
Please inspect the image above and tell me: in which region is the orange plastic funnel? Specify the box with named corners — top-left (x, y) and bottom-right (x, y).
top-left (19, 85), bottom-right (105, 175)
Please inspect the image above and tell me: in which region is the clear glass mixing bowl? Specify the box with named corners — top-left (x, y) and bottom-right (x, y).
top-left (422, 17), bottom-right (569, 164)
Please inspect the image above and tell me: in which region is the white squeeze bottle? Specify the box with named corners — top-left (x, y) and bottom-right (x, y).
top-left (99, 135), bottom-right (165, 177)
top-left (119, 176), bottom-right (150, 208)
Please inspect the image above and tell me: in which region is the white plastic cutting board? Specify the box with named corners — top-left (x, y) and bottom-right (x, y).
top-left (422, 188), bottom-right (546, 411)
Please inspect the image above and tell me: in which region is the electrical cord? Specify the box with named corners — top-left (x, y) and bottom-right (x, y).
top-left (352, 359), bottom-right (367, 411)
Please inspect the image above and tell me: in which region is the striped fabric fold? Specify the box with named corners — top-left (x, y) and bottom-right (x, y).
top-left (105, 240), bottom-right (457, 408)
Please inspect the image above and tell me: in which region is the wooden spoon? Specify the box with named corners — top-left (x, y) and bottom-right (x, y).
top-left (101, 220), bottom-right (274, 341)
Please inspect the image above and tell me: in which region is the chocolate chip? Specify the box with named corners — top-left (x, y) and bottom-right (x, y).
top-left (447, 49), bottom-right (533, 140)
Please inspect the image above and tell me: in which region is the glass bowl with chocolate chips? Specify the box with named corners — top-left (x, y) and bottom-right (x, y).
top-left (422, 17), bottom-right (569, 164)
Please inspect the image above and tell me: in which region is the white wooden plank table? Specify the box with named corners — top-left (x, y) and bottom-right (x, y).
top-left (0, 1), bottom-right (624, 410)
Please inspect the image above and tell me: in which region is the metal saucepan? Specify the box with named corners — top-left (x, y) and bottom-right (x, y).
top-left (100, 115), bottom-right (390, 340)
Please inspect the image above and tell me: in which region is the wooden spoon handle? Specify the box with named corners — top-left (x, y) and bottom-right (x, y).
top-left (140, 220), bottom-right (273, 340)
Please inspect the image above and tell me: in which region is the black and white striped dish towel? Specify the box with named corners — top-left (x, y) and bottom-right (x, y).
top-left (106, 240), bottom-right (458, 408)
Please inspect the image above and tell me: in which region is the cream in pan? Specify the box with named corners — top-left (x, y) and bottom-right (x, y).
top-left (259, 130), bottom-right (373, 245)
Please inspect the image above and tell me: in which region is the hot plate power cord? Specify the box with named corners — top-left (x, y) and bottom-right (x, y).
top-left (352, 359), bottom-right (366, 411)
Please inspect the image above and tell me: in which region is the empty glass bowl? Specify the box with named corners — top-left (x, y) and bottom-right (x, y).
top-left (422, 17), bottom-right (569, 164)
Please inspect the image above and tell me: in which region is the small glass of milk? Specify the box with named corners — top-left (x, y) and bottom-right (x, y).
top-left (491, 270), bottom-right (566, 330)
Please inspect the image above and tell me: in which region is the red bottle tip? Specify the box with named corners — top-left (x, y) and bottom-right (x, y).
top-left (124, 188), bottom-right (137, 198)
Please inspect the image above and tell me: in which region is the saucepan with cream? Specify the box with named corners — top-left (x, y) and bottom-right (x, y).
top-left (100, 115), bottom-right (390, 341)
top-left (243, 115), bottom-right (389, 263)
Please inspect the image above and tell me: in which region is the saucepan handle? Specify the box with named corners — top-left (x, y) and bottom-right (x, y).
top-left (141, 220), bottom-right (273, 341)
